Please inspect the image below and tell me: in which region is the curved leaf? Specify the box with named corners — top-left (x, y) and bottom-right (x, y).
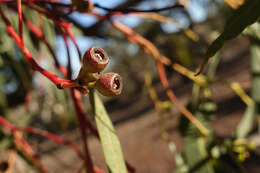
top-left (198, 0), bottom-right (260, 73)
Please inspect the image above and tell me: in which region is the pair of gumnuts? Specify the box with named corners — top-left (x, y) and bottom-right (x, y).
top-left (76, 47), bottom-right (122, 97)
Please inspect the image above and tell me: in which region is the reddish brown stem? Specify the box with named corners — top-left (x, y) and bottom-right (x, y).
top-left (25, 19), bottom-right (67, 76)
top-left (156, 61), bottom-right (210, 136)
top-left (59, 21), bottom-right (82, 60)
top-left (0, 8), bottom-right (74, 88)
top-left (0, 116), bottom-right (47, 173)
top-left (94, 3), bottom-right (183, 13)
top-left (17, 0), bottom-right (24, 47)
top-left (0, 115), bottom-right (105, 173)
top-left (63, 28), bottom-right (93, 173)
top-left (16, 126), bottom-right (83, 159)
top-left (71, 89), bottom-right (94, 173)
top-left (1, 3), bottom-right (135, 172)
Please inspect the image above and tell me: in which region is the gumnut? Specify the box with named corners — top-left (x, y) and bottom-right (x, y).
top-left (82, 47), bottom-right (109, 73)
top-left (95, 72), bottom-right (123, 97)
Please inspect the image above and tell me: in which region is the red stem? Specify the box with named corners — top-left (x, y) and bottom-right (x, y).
top-left (16, 126), bottom-right (83, 159)
top-left (156, 61), bottom-right (209, 136)
top-left (63, 25), bottom-right (135, 172)
top-left (71, 89), bottom-right (94, 173)
top-left (59, 21), bottom-right (82, 60)
top-left (1, 3), bottom-right (135, 172)
top-left (25, 19), bottom-right (67, 76)
top-left (0, 8), bottom-right (74, 88)
top-left (0, 116), bottom-right (47, 173)
top-left (17, 0), bottom-right (24, 48)
top-left (62, 30), bottom-right (72, 79)
top-left (64, 30), bottom-right (94, 173)
top-left (0, 115), bottom-right (105, 173)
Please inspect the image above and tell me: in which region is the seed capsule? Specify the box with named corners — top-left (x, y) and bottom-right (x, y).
top-left (95, 72), bottom-right (123, 97)
top-left (82, 47), bottom-right (109, 73)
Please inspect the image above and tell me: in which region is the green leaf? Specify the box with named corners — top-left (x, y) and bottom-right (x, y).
top-left (183, 136), bottom-right (213, 173)
top-left (248, 23), bottom-right (260, 102)
top-left (180, 110), bottom-right (214, 173)
top-left (89, 90), bottom-right (127, 173)
top-left (235, 24), bottom-right (260, 138)
top-left (42, 19), bottom-right (55, 48)
top-left (170, 141), bottom-right (188, 173)
top-left (179, 94), bottom-right (216, 173)
top-left (199, 0), bottom-right (260, 73)
top-left (236, 104), bottom-right (255, 138)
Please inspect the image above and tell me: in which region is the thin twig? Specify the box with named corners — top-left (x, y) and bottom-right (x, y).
top-left (111, 21), bottom-right (210, 136)
top-left (94, 3), bottom-right (183, 13)
top-left (0, 116), bottom-right (47, 173)
top-left (156, 61), bottom-right (210, 136)
top-left (0, 8), bottom-right (75, 88)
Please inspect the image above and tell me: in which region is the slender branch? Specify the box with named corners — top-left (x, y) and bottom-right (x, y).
top-left (15, 126), bottom-right (83, 159)
top-left (1, 2), bottom-right (134, 173)
top-left (111, 21), bottom-right (207, 86)
top-left (111, 20), bottom-right (210, 136)
top-left (59, 21), bottom-right (82, 60)
top-left (94, 3), bottom-right (183, 13)
top-left (17, 0), bottom-right (24, 48)
top-left (63, 31), bottom-right (93, 173)
top-left (0, 115), bottom-right (105, 173)
top-left (0, 8), bottom-right (75, 88)
top-left (156, 61), bottom-right (210, 136)
top-left (2, 0), bottom-right (183, 13)
top-left (70, 89), bottom-right (135, 172)
top-left (0, 116), bottom-right (47, 173)
top-left (71, 89), bottom-right (94, 173)
top-left (24, 19), bottom-right (68, 76)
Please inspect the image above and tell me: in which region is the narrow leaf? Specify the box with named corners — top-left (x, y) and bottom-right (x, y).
top-left (89, 90), bottom-right (127, 173)
top-left (236, 24), bottom-right (260, 138)
top-left (198, 0), bottom-right (260, 74)
top-left (248, 23), bottom-right (260, 102)
top-left (236, 104), bottom-right (255, 138)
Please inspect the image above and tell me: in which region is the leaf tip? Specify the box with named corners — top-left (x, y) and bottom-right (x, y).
top-left (195, 60), bottom-right (208, 76)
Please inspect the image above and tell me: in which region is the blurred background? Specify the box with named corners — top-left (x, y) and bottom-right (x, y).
top-left (1, 0), bottom-right (260, 172)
